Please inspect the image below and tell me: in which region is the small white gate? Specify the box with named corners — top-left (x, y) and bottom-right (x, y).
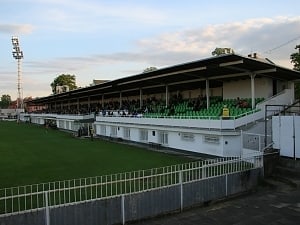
top-left (272, 115), bottom-right (300, 159)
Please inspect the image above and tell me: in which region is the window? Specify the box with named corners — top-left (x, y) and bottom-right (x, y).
top-left (204, 135), bottom-right (219, 144)
top-left (140, 129), bottom-right (148, 141)
top-left (181, 133), bottom-right (195, 141)
top-left (100, 125), bottom-right (106, 135)
top-left (59, 120), bottom-right (64, 128)
top-left (159, 131), bottom-right (168, 145)
top-left (124, 127), bottom-right (130, 139)
top-left (111, 126), bottom-right (117, 137)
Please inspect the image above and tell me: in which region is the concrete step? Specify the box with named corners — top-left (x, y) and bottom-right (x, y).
top-left (263, 176), bottom-right (300, 191)
top-left (278, 157), bottom-right (300, 169)
top-left (275, 166), bottom-right (300, 179)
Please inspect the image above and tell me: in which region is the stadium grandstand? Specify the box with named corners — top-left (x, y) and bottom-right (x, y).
top-left (22, 53), bottom-right (300, 157)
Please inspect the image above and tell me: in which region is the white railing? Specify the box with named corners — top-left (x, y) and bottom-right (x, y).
top-left (0, 154), bottom-right (262, 216)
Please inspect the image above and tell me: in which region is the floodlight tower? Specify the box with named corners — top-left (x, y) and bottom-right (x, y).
top-left (11, 36), bottom-right (24, 109)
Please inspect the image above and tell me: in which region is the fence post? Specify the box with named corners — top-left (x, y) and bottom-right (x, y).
top-left (121, 194), bottom-right (125, 225)
top-left (258, 135), bottom-right (261, 152)
top-left (179, 171), bottom-right (183, 211)
top-left (225, 174), bottom-right (228, 196)
top-left (45, 191), bottom-right (50, 225)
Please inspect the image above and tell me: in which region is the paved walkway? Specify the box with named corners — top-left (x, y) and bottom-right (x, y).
top-left (132, 181), bottom-right (300, 225)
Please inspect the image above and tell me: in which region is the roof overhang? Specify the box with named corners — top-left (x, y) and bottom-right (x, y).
top-left (31, 54), bottom-right (300, 104)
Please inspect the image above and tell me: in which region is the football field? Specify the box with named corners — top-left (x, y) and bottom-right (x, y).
top-left (0, 121), bottom-right (192, 188)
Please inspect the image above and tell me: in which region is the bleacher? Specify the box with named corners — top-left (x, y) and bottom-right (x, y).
top-left (143, 97), bottom-right (264, 119)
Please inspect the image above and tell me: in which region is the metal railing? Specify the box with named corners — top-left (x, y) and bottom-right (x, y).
top-left (0, 154), bottom-right (262, 216)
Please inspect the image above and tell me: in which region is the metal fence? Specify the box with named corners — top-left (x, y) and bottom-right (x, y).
top-left (0, 153), bottom-right (262, 218)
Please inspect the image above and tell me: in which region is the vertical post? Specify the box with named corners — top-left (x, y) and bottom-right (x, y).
top-left (88, 96), bottom-right (91, 112)
top-left (119, 92), bottom-right (122, 109)
top-left (205, 79), bottom-right (210, 109)
top-left (121, 194), bottom-right (125, 225)
top-left (77, 98), bottom-right (80, 112)
top-left (258, 135), bottom-right (261, 152)
top-left (179, 171), bottom-right (183, 211)
top-left (139, 88), bottom-right (143, 109)
top-left (165, 85), bottom-right (169, 108)
top-left (45, 191), bottom-right (50, 225)
top-left (17, 58), bottom-right (23, 109)
top-left (102, 95), bottom-right (104, 108)
top-left (240, 130), bottom-right (243, 158)
top-left (250, 73), bottom-right (256, 110)
top-left (225, 174), bottom-right (228, 196)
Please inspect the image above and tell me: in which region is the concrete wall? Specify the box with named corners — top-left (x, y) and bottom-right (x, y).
top-left (223, 77), bottom-right (273, 99)
top-left (94, 122), bottom-right (242, 157)
top-left (0, 168), bottom-right (262, 225)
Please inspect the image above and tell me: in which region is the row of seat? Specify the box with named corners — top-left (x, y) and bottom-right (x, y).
top-left (143, 97), bottom-right (264, 119)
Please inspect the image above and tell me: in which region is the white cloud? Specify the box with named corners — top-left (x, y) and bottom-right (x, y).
top-left (26, 0), bottom-right (167, 33)
top-left (0, 24), bottom-right (34, 35)
top-left (22, 16), bottom-right (300, 81)
top-left (134, 16), bottom-right (300, 68)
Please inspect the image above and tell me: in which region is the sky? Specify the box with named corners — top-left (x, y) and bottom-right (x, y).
top-left (1, 0), bottom-right (300, 100)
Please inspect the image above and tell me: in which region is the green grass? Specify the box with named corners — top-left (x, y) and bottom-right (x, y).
top-left (0, 121), bottom-right (192, 188)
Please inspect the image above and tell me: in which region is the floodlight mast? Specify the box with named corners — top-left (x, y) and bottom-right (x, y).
top-left (11, 36), bottom-right (24, 110)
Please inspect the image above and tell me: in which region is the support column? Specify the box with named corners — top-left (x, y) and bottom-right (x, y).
top-left (250, 73), bottom-right (256, 110)
top-left (288, 81), bottom-right (295, 103)
top-left (102, 95), bottom-right (104, 108)
top-left (206, 79), bottom-right (210, 109)
top-left (77, 98), bottom-right (80, 112)
top-left (165, 84), bottom-right (169, 107)
top-left (119, 92), bottom-right (122, 109)
top-left (88, 96), bottom-right (91, 112)
top-left (139, 88), bottom-right (143, 108)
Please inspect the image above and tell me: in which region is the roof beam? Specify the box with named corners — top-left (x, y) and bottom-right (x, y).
top-left (254, 68), bottom-right (276, 74)
top-left (117, 66), bottom-right (207, 86)
top-left (219, 59), bottom-right (244, 67)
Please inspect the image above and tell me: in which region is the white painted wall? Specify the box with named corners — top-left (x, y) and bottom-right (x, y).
top-left (223, 135), bottom-right (241, 157)
top-left (223, 77), bottom-right (273, 99)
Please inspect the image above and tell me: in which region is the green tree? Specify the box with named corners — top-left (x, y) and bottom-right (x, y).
top-left (290, 45), bottom-right (300, 99)
top-left (212, 47), bottom-right (235, 56)
top-left (143, 67), bottom-right (158, 73)
top-left (0, 94), bottom-right (12, 108)
top-left (51, 74), bottom-right (77, 94)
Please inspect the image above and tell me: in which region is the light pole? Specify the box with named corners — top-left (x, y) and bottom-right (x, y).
top-left (11, 36), bottom-right (24, 110)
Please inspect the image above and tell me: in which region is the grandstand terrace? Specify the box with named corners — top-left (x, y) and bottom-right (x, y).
top-left (24, 53), bottom-right (300, 157)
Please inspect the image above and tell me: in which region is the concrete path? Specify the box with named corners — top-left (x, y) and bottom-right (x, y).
top-left (132, 180), bottom-right (300, 225)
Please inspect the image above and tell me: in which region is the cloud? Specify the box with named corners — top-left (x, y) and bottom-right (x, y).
top-left (0, 24), bottom-right (34, 35)
top-left (24, 16), bottom-right (300, 80)
top-left (26, 0), bottom-right (166, 33)
top-left (6, 15), bottom-right (299, 99)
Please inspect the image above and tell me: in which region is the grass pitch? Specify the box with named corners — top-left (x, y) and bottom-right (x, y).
top-left (0, 121), bottom-right (192, 188)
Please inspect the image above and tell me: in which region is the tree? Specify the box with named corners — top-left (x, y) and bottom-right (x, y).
top-left (290, 45), bottom-right (300, 71)
top-left (212, 47), bottom-right (235, 56)
top-left (290, 45), bottom-right (300, 99)
top-left (0, 94), bottom-right (11, 108)
top-left (51, 74), bottom-right (77, 94)
top-left (143, 67), bottom-right (158, 73)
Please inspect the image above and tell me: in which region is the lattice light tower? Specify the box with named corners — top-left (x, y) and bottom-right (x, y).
top-left (12, 36), bottom-right (24, 109)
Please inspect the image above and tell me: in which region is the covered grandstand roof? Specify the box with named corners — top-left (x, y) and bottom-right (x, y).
top-left (32, 53), bottom-right (300, 103)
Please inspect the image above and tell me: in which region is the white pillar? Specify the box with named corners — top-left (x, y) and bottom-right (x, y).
top-left (250, 73), bottom-right (256, 110)
top-left (139, 88), bottom-right (143, 108)
top-left (119, 92), bottom-right (122, 109)
top-left (206, 79), bottom-right (210, 109)
top-left (165, 85), bottom-right (169, 107)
